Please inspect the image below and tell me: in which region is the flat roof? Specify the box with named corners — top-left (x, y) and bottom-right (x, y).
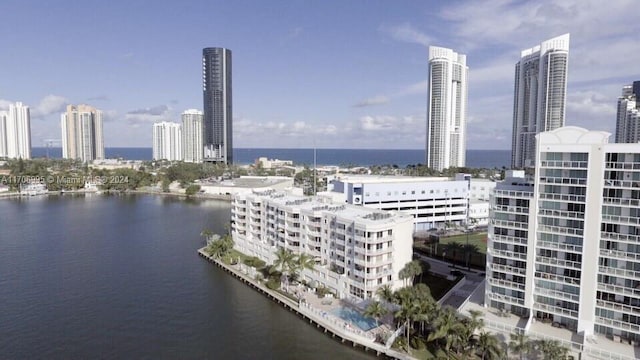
top-left (333, 175), bottom-right (460, 184)
top-left (201, 176), bottom-right (291, 188)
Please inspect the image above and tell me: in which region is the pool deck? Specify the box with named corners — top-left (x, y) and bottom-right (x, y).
top-left (198, 248), bottom-right (412, 360)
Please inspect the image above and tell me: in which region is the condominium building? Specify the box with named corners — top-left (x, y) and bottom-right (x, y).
top-left (1, 102), bottom-right (31, 159)
top-left (181, 109), bottom-right (203, 163)
top-left (486, 126), bottom-right (640, 348)
top-left (152, 122), bottom-right (182, 161)
top-left (615, 81), bottom-right (640, 143)
top-left (511, 34), bottom-right (570, 168)
top-left (61, 104), bottom-right (104, 162)
top-left (202, 47), bottom-right (233, 164)
top-left (427, 46), bottom-right (468, 171)
top-left (231, 190), bottom-right (414, 300)
top-left (0, 111), bottom-right (6, 157)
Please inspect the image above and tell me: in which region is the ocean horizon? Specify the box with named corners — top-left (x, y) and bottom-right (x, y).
top-left (30, 147), bottom-right (511, 169)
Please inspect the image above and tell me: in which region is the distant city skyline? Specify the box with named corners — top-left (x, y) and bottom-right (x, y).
top-left (0, 1), bottom-right (639, 150)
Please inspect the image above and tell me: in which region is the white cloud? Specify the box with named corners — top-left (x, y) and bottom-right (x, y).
top-left (31, 94), bottom-right (69, 118)
top-left (125, 105), bottom-right (172, 124)
top-left (353, 95), bottom-right (390, 107)
top-left (380, 23), bottom-right (432, 47)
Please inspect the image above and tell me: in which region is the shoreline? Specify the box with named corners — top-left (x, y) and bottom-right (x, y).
top-left (197, 247), bottom-right (413, 360)
top-left (0, 189), bottom-right (232, 202)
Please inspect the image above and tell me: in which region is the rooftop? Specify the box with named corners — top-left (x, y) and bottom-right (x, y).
top-left (201, 176), bottom-right (291, 189)
top-left (333, 175), bottom-right (461, 184)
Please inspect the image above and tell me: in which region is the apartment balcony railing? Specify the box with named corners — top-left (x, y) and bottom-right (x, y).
top-left (599, 266), bottom-right (640, 281)
top-left (487, 277), bottom-right (526, 291)
top-left (595, 316), bottom-right (640, 333)
top-left (537, 241), bottom-right (583, 254)
top-left (535, 256), bottom-right (582, 270)
top-left (596, 299), bottom-right (640, 317)
top-left (492, 219), bottom-right (529, 230)
top-left (535, 271), bottom-right (580, 286)
top-left (492, 249), bottom-right (527, 261)
top-left (540, 160), bottom-right (588, 168)
top-left (489, 263), bottom-right (526, 276)
top-left (601, 231), bottom-right (640, 244)
top-left (538, 176), bottom-right (587, 186)
top-left (494, 190), bottom-right (533, 198)
top-left (490, 234), bottom-right (528, 246)
top-left (534, 287), bottom-right (580, 303)
top-left (597, 283), bottom-right (640, 299)
top-left (601, 214), bottom-right (640, 226)
top-left (605, 161), bottom-right (640, 170)
top-left (537, 224), bottom-right (584, 237)
top-left (603, 197), bottom-right (640, 207)
top-left (599, 248), bottom-right (640, 262)
top-left (538, 208), bottom-right (585, 220)
top-left (486, 292), bottom-right (525, 306)
top-left (493, 205), bottom-right (529, 214)
top-left (603, 179), bottom-right (640, 189)
top-left (538, 193), bottom-right (585, 203)
top-left (533, 302), bottom-right (578, 319)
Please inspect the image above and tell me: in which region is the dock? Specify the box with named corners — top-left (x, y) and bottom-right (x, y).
top-left (198, 248), bottom-right (413, 360)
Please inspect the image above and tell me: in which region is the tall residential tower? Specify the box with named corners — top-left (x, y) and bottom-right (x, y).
top-left (202, 47), bottom-right (232, 164)
top-left (614, 81), bottom-right (640, 143)
top-left (1, 102), bottom-right (31, 159)
top-left (152, 122), bottom-right (182, 161)
top-left (511, 34), bottom-right (570, 168)
top-left (61, 104), bottom-right (104, 162)
top-left (426, 46), bottom-right (468, 172)
top-left (181, 109), bottom-right (204, 163)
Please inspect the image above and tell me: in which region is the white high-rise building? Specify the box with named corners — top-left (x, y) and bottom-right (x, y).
top-left (2, 102), bottom-right (31, 159)
top-left (61, 104), bottom-right (104, 162)
top-left (232, 190), bottom-right (414, 300)
top-left (511, 34), bottom-right (570, 168)
top-left (486, 126), bottom-right (640, 357)
top-left (615, 81), bottom-right (640, 143)
top-left (427, 46), bottom-right (468, 172)
top-left (152, 122), bottom-right (182, 161)
top-left (0, 111), bottom-right (7, 157)
top-left (181, 109), bottom-right (203, 163)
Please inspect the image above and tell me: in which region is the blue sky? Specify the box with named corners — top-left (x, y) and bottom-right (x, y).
top-left (1, 0), bottom-right (638, 149)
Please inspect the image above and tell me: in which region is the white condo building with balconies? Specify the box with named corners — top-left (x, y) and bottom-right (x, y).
top-left (152, 122), bottom-right (182, 161)
top-left (231, 190), bottom-right (414, 300)
top-left (486, 126), bottom-right (640, 356)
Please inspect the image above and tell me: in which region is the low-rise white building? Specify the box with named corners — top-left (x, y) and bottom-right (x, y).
top-left (231, 190), bottom-right (414, 301)
top-left (326, 175), bottom-right (475, 231)
top-left (199, 176), bottom-right (296, 196)
top-left (255, 157), bottom-right (293, 169)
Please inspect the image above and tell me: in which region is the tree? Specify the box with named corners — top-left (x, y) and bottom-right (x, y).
top-left (427, 307), bottom-right (466, 356)
top-left (185, 184), bottom-right (201, 197)
top-left (376, 284), bottom-right (395, 304)
top-left (290, 253), bottom-right (315, 283)
top-left (463, 243), bottom-right (480, 271)
top-left (509, 332), bottom-right (532, 360)
top-left (399, 260), bottom-right (423, 287)
top-left (273, 248), bottom-right (296, 288)
top-left (394, 288), bottom-right (421, 354)
top-left (476, 331), bottom-right (503, 360)
top-left (536, 339), bottom-right (570, 360)
top-left (363, 300), bottom-right (387, 329)
top-left (443, 242), bottom-right (463, 268)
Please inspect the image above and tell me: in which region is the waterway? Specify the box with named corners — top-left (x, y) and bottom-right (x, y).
top-left (0, 194), bottom-right (373, 359)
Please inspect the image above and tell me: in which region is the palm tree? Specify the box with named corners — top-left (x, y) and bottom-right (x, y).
top-left (363, 300), bottom-right (387, 329)
top-left (463, 243), bottom-right (480, 271)
top-left (509, 332), bottom-right (532, 360)
top-left (376, 284), bottom-right (395, 304)
top-left (536, 339), bottom-right (569, 360)
top-left (273, 247), bottom-right (296, 288)
top-left (428, 307), bottom-right (466, 356)
top-left (443, 242), bottom-right (463, 268)
top-left (290, 253), bottom-right (315, 283)
top-left (476, 331), bottom-right (503, 360)
top-left (200, 228), bottom-right (213, 243)
top-left (394, 289), bottom-right (421, 354)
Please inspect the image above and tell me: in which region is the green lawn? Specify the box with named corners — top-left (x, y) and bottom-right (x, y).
top-left (438, 232), bottom-right (488, 254)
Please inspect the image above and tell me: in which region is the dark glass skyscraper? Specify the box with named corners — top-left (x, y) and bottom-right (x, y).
top-left (202, 47), bottom-right (232, 164)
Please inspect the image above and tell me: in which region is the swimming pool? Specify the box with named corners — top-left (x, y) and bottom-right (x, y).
top-left (330, 307), bottom-right (378, 331)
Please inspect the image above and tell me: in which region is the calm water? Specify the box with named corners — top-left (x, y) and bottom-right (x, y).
top-left (0, 195), bottom-right (372, 360)
top-left (32, 147), bottom-right (511, 169)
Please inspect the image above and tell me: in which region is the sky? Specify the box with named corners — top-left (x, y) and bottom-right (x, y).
top-left (0, 0), bottom-right (638, 150)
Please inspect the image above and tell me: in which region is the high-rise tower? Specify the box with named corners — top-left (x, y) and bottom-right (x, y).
top-left (1, 102), bottom-right (32, 159)
top-left (181, 109), bottom-right (204, 163)
top-left (511, 33), bottom-right (570, 168)
top-left (202, 47), bottom-right (232, 164)
top-left (61, 104), bottom-right (104, 162)
top-left (614, 81), bottom-right (640, 143)
top-left (426, 46), bottom-right (468, 172)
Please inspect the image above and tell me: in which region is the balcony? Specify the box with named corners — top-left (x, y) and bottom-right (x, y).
top-left (601, 214), bottom-right (640, 226)
top-left (597, 283), bottom-right (640, 299)
top-left (486, 292), bottom-right (525, 306)
top-left (537, 241), bottom-right (582, 254)
top-left (535, 256), bottom-right (582, 270)
top-left (538, 193), bottom-right (585, 203)
top-left (489, 263), bottom-right (526, 276)
top-left (540, 160), bottom-right (588, 168)
top-left (534, 287), bottom-right (580, 303)
top-left (595, 316), bottom-right (640, 333)
top-left (533, 303), bottom-right (578, 319)
top-left (538, 176), bottom-right (587, 186)
top-left (537, 224), bottom-right (583, 237)
top-left (538, 209), bottom-right (585, 220)
top-left (493, 249), bottom-right (527, 261)
top-left (490, 234), bottom-right (528, 246)
top-left (487, 277), bottom-right (526, 291)
top-left (599, 248), bottom-right (640, 262)
top-left (534, 271), bottom-right (580, 286)
top-left (596, 299), bottom-right (640, 317)
top-left (599, 266), bottom-right (640, 281)
top-left (492, 219), bottom-right (529, 230)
